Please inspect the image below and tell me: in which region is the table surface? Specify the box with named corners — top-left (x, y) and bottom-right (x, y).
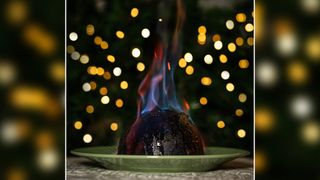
top-left (67, 157), bottom-right (253, 180)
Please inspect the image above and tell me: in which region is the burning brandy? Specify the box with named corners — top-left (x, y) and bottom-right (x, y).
top-left (117, 0), bottom-right (204, 155)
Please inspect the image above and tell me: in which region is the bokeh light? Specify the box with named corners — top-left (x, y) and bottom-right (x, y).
top-left (204, 54), bottom-right (213, 64)
top-left (83, 134), bottom-right (92, 143)
top-left (201, 76), bottom-right (212, 86)
top-left (74, 121), bottom-right (82, 130)
top-left (113, 67), bottom-right (122, 76)
top-left (237, 129), bottom-right (246, 138)
top-left (221, 70), bottom-right (230, 80)
top-left (132, 48), bottom-right (141, 58)
top-left (226, 83), bottom-right (235, 92)
top-left (217, 120), bottom-right (225, 129)
top-left (141, 28), bottom-right (150, 38)
top-left (185, 65), bottom-right (194, 75)
top-left (116, 30), bottom-right (125, 39)
top-left (214, 41), bottom-right (223, 50)
top-left (178, 58), bottom-right (187, 68)
top-left (130, 8), bottom-right (139, 18)
top-left (110, 123), bottom-right (119, 131)
top-left (137, 62), bottom-right (145, 72)
top-left (199, 97), bottom-right (208, 105)
top-left (219, 54), bottom-right (228, 63)
top-left (69, 32), bottom-right (78, 41)
top-left (101, 96), bottom-right (110, 104)
top-left (120, 81), bottom-right (128, 90)
top-left (184, 52), bottom-right (193, 62)
top-left (115, 99), bottom-right (124, 108)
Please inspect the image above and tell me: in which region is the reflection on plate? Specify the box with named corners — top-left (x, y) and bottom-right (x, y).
top-left (71, 146), bottom-right (249, 172)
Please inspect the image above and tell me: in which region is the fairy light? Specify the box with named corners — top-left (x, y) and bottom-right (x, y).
top-left (237, 129), bottom-right (246, 138)
top-left (235, 109), bottom-right (244, 117)
top-left (238, 93), bottom-right (247, 103)
top-left (80, 54), bottom-right (89, 64)
top-left (101, 96), bottom-right (110, 104)
top-left (204, 54), bottom-right (213, 64)
top-left (185, 66), bottom-right (194, 75)
top-left (99, 87), bottom-right (108, 95)
top-left (217, 120), bottom-right (225, 129)
top-left (86, 24), bottom-right (95, 36)
top-left (178, 58), bottom-right (187, 68)
top-left (82, 82), bottom-right (91, 92)
top-left (113, 67), bottom-right (122, 76)
top-left (256, 61), bottom-right (278, 86)
top-left (69, 32), bottom-right (78, 41)
top-left (305, 36), bottom-right (320, 60)
top-left (184, 52), bottom-right (193, 62)
top-left (94, 36), bottom-right (102, 45)
top-left (130, 8), bottom-right (139, 17)
top-left (214, 41), bottom-right (223, 50)
top-left (100, 41), bottom-right (108, 49)
top-left (247, 37), bottom-right (254, 46)
top-left (226, 20), bottom-right (234, 30)
top-left (236, 37), bottom-right (244, 46)
top-left (115, 99), bottom-right (124, 108)
top-left (201, 77), bottom-right (212, 86)
top-left (83, 134), bottom-right (92, 143)
top-left (86, 105), bottom-right (94, 113)
top-left (141, 28), bottom-right (150, 38)
top-left (116, 31), bottom-right (125, 39)
top-left (236, 13), bottom-right (247, 23)
top-left (245, 23), bottom-right (254, 32)
top-left (197, 34), bottom-right (206, 45)
top-left (239, 59), bottom-right (249, 69)
top-left (221, 70), bottom-right (230, 80)
top-left (107, 55), bottom-right (115, 63)
top-left (212, 34), bottom-right (221, 42)
top-left (228, 43), bottom-right (236, 52)
top-left (120, 81), bottom-right (128, 89)
top-left (96, 67), bottom-right (105, 76)
top-left (287, 61), bottom-right (308, 84)
top-left (256, 107), bottom-right (274, 133)
top-left (103, 71), bottom-right (111, 80)
top-left (74, 121), bottom-right (82, 130)
top-left (301, 121), bottom-right (320, 145)
top-left (132, 48), bottom-right (141, 58)
top-left (89, 81), bottom-right (97, 90)
top-left (67, 45), bottom-right (75, 54)
top-left (110, 123), bottom-right (119, 131)
top-left (198, 25), bottom-right (207, 34)
top-left (71, 51), bottom-right (80, 60)
top-left (290, 95), bottom-right (313, 119)
top-left (219, 54), bottom-right (228, 63)
top-left (226, 83), bottom-right (235, 92)
top-left (137, 62), bottom-right (145, 72)
top-left (199, 97), bottom-right (208, 105)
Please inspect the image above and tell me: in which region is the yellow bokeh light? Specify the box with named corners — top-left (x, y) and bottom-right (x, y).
top-left (103, 71), bottom-right (111, 80)
top-left (120, 81), bottom-right (128, 89)
top-left (110, 123), bottom-right (119, 131)
top-left (226, 83), bottom-right (235, 92)
top-left (287, 61), bottom-right (308, 84)
top-left (199, 97), bottom-right (208, 105)
top-left (67, 45), bottom-right (75, 54)
top-left (89, 81), bottom-right (97, 90)
top-left (247, 37), bottom-right (254, 46)
top-left (245, 23), bottom-right (254, 32)
top-left (107, 55), bottom-right (115, 63)
top-left (97, 67), bottom-right (105, 76)
top-left (214, 41), bottom-right (223, 50)
top-left (185, 66), bottom-right (194, 75)
top-left (184, 52), bottom-right (193, 62)
top-left (99, 87), bottom-right (108, 95)
top-left (235, 37), bottom-right (244, 46)
top-left (201, 77), bottom-right (212, 86)
top-left (301, 121), bottom-right (320, 145)
top-left (239, 59), bottom-right (249, 69)
top-left (228, 43), bottom-right (236, 52)
top-left (87, 66), bottom-right (97, 75)
top-left (137, 62), bottom-right (145, 72)
top-left (219, 54), bottom-right (228, 63)
top-left (116, 31), bottom-right (125, 39)
top-left (100, 41), bottom-right (109, 49)
top-left (238, 93), bottom-right (247, 103)
top-left (237, 129), bottom-right (246, 138)
top-left (255, 150), bottom-right (267, 173)
top-left (115, 99), bottom-right (124, 108)
top-left (198, 25), bottom-right (207, 34)
top-left (256, 107), bottom-right (275, 133)
top-left (217, 120), bottom-right (225, 129)
top-left (212, 34), bottom-right (221, 42)
top-left (178, 58), bottom-right (187, 68)
top-left (86, 24), bottom-right (95, 36)
top-left (94, 36), bottom-right (102, 45)
top-left (83, 134), bottom-right (92, 143)
top-left (197, 34), bottom-right (206, 45)
top-left (131, 8), bottom-right (139, 18)
top-left (305, 36), bottom-right (320, 60)
top-left (86, 105), bottom-right (94, 114)
top-left (235, 109), bottom-right (244, 117)
top-left (236, 13), bottom-right (247, 23)
top-left (74, 121), bottom-right (82, 130)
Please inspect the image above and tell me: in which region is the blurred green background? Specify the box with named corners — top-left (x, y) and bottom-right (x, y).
top-left (67, 0), bottom-right (253, 157)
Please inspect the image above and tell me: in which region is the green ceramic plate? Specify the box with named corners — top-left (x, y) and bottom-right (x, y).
top-left (71, 146), bottom-right (249, 172)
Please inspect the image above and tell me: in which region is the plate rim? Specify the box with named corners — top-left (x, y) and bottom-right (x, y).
top-left (71, 146), bottom-right (250, 159)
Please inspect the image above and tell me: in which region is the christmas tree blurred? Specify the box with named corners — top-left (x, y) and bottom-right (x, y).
top-left (67, 0), bottom-right (253, 155)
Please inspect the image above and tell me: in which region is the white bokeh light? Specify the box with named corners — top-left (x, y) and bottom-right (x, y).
top-left (82, 82), bottom-right (91, 92)
top-left (221, 71), bottom-right (230, 80)
top-left (37, 149), bottom-right (59, 171)
top-left (256, 60), bottom-right (278, 87)
top-left (132, 48), bottom-right (141, 58)
top-left (113, 67), bottom-right (122, 76)
top-left (226, 20), bottom-right (234, 30)
top-left (184, 52), bottom-right (193, 63)
top-left (141, 28), bottom-right (150, 38)
top-left (69, 32), bottom-right (78, 41)
top-left (204, 54), bottom-right (213, 64)
top-left (214, 41), bottom-right (223, 50)
top-left (276, 33), bottom-right (297, 56)
top-left (83, 134), bottom-right (92, 143)
top-left (101, 96), bottom-right (110, 104)
top-left (291, 95), bottom-right (313, 119)
top-left (71, 51), bottom-right (80, 60)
